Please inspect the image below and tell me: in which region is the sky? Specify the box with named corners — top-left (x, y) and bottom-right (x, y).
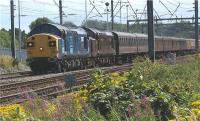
top-left (0, 0), bottom-right (198, 32)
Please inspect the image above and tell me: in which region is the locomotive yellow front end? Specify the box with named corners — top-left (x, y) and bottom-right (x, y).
top-left (26, 33), bottom-right (60, 74)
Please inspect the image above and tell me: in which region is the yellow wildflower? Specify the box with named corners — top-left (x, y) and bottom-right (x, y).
top-left (192, 109), bottom-right (199, 114)
top-left (192, 100), bottom-right (200, 106)
top-left (111, 72), bottom-right (119, 77)
top-left (46, 103), bottom-right (56, 115)
top-left (196, 111), bottom-right (200, 117)
top-left (168, 119), bottom-right (176, 121)
top-left (0, 104), bottom-right (26, 120)
top-left (185, 116), bottom-right (193, 121)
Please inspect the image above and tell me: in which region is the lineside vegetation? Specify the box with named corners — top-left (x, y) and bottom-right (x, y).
top-left (0, 54), bottom-right (200, 121)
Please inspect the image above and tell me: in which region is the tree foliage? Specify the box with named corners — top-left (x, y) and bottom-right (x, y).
top-left (0, 29), bottom-right (11, 48)
top-left (0, 28), bottom-right (27, 48)
top-left (29, 17), bottom-right (53, 30)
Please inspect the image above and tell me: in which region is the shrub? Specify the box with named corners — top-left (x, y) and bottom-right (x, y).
top-left (78, 57), bottom-right (200, 120)
top-left (0, 55), bottom-right (15, 68)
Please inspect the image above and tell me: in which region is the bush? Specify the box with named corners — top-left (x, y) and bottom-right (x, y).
top-left (0, 55), bottom-right (15, 68)
top-left (78, 57), bottom-right (200, 120)
top-left (1, 56), bottom-right (200, 121)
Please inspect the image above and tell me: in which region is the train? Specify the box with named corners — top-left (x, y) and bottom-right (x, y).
top-left (26, 23), bottom-right (196, 74)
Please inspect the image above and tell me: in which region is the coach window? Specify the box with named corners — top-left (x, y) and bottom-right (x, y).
top-left (128, 38), bottom-right (130, 46)
top-left (126, 38), bottom-right (127, 46)
top-left (130, 38), bottom-right (132, 46)
top-left (126, 38), bottom-right (128, 46)
top-left (145, 39), bottom-right (147, 45)
top-left (124, 38), bottom-right (126, 46)
top-left (138, 39), bottom-right (140, 46)
top-left (111, 38), bottom-right (114, 48)
top-left (122, 38), bottom-right (124, 46)
top-left (123, 38), bottom-right (125, 46)
top-left (142, 39), bottom-right (144, 45)
top-left (120, 37), bottom-right (122, 45)
top-left (84, 37), bottom-right (88, 49)
top-left (125, 38), bottom-right (127, 46)
top-left (132, 38), bottom-right (133, 45)
top-left (132, 38), bottom-right (134, 46)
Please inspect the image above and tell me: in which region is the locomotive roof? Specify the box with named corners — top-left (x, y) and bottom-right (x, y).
top-left (29, 23), bottom-right (69, 37)
top-left (27, 33), bottom-right (61, 40)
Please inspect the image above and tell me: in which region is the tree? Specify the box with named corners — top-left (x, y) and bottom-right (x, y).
top-left (29, 17), bottom-right (53, 30)
top-left (0, 29), bottom-right (10, 48)
top-left (0, 28), bottom-right (27, 48)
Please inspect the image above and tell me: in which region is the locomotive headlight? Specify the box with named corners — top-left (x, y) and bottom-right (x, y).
top-left (49, 41), bottom-right (56, 47)
top-left (29, 43), bottom-right (32, 46)
top-left (39, 47), bottom-right (43, 51)
top-left (51, 42), bottom-right (54, 46)
top-left (27, 42), bottom-right (34, 47)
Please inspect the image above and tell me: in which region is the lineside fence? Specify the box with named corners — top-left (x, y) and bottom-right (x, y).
top-left (0, 48), bottom-right (27, 61)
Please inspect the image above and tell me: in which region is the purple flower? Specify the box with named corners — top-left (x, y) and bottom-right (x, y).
top-left (134, 111), bottom-right (141, 119)
top-left (140, 95), bottom-right (149, 109)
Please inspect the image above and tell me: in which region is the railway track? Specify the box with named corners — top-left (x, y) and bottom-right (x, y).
top-left (0, 71), bottom-right (33, 80)
top-left (0, 64), bottom-right (131, 105)
top-left (0, 53), bottom-right (198, 105)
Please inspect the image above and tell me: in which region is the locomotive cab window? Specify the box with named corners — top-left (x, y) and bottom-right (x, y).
top-left (27, 42), bottom-right (34, 47)
top-left (49, 41), bottom-right (56, 47)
